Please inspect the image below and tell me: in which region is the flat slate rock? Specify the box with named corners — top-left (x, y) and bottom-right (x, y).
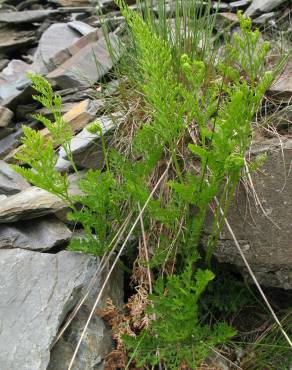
top-left (245, 0), bottom-right (286, 17)
top-left (47, 33), bottom-right (119, 89)
top-left (33, 22), bottom-right (83, 74)
top-left (0, 216), bottom-right (72, 251)
top-left (0, 248), bottom-right (97, 370)
top-left (0, 9), bottom-right (58, 24)
top-left (0, 186), bottom-right (66, 222)
top-left (59, 115), bottom-right (116, 169)
top-left (0, 26), bottom-right (36, 54)
top-left (0, 159), bottom-right (30, 195)
top-left (0, 59), bottom-right (31, 102)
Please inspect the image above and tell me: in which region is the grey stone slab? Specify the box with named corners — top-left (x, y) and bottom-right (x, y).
top-left (0, 187), bottom-right (66, 222)
top-left (33, 23), bottom-right (81, 74)
top-left (68, 20), bottom-right (96, 35)
top-left (0, 217), bottom-right (72, 251)
top-left (0, 159), bottom-right (30, 195)
top-left (253, 11), bottom-right (276, 24)
top-left (0, 59), bottom-right (31, 102)
top-left (47, 33), bottom-right (119, 89)
top-left (0, 26), bottom-right (36, 54)
top-left (0, 9), bottom-right (58, 24)
top-left (59, 115), bottom-right (116, 169)
top-left (245, 0), bottom-right (286, 17)
top-left (48, 265), bottom-right (124, 370)
top-left (0, 248), bottom-right (98, 370)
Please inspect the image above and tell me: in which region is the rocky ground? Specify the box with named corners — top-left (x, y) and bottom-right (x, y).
top-left (0, 0), bottom-right (291, 369)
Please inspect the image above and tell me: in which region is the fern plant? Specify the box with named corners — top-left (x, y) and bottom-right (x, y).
top-left (12, 4), bottom-right (274, 368)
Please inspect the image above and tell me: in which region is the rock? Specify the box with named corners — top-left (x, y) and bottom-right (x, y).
top-left (59, 115), bottom-right (116, 169)
top-left (253, 11), bottom-right (276, 24)
top-left (47, 33), bottom-right (119, 89)
top-left (48, 305), bottom-right (113, 370)
top-left (207, 138), bottom-right (292, 289)
top-left (212, 1), bottom-right (230, 10)
top-left (47, 29), bottom-right (100, 73)
top-left (0, 59), bottom-right (31, 102)
top-left (0, 169), bottom-right (85, 222)
top-left (0, 216), bottom-right (72, 251)
top-left (0, 159), bottom-right (30, 195)
top-left (43, 99), bottom-right (104, 140)
top-left (33, 23), bottom-right (83, 74)
top-left (6, 99), bottom-right (104, 162)
top-left (0, 26), bottom-right (36, 54)
top-left (245, 0), bottom-right (287, 17)
top-left (32, 22), bottom-right (96, 74)
top-left (0, 128), bottom-right (24, 158)
top-left (49, 0), bottom-right (95, 5)
top-left (48, 265), bottom-right (123, 370)
top-left (0, 58), bottom-right (9, 71)
top-left (0, 126), bottom-right (14, 140)
top-left (229, 0), bottom-right (251, 9)
top-left (68, 20), bottom-right (96, 35)
top-left (0, 105), bottom-right (13, 127)
top-left (59, 86), bottom-right (97, 103)
top-left (0, 248), bottom-right (98, 370)
top-left (0, 187), bottom-right (65, 222)
top-left (268, 60), bottom-right (292, 102)
top-left (0, 121), bottom-right (39, 159)
top-left (0, 9), bottom-right (58, 24)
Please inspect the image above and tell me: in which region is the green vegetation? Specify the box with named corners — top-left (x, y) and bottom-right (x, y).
top-left (12, 1), bottom-right (290, 368)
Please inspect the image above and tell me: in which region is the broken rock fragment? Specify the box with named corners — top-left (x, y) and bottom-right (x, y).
top-left (0, 59), bottom-right (31, 103)
top-left (0, 159), bottom-right (30, 195)
top-left (245, 0), bottom-right (287, 17)
top-left (0, 187), bottom-right (66, 223)
top-left (0, 249), bottom-right (98, 370)
top-left (33, 21), bottom-right (96, 74)
top-left (0, 216), bottom-right (72, 251)
top-left (47, 33), bottom-right (119, 89)
top-left (58, 115), bottom-right (116, 169)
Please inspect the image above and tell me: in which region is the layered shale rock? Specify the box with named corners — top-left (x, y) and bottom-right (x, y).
top-left (207, 138), bottom-right (292, 289)
top-left (0, 249), bottom-right (97, 370)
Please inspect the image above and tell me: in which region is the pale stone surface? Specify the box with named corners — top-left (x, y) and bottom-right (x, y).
top-left (0, 217), bottom-right (72, 251)
top-left (0, 249), bottom-right (98, 370)
top-left (0, 59), bottom-right (31, 102)
top-left (0, 9), bottom-right (58, 24)
top-left (33, 23), bottom-right (81, 74)
top-left (245, 0), bottom-right (286, 17)
top-left (6, 99), bottom-right (103, 162)
top-left (0, 159), bottom-right (30, 195)
top-left (58, 115), bottom-right (116, 169)
top-left (47, 33), bottom-right (119, 89)
top-left (206, 138), bottom-right (292, 289)
top-left (0, 187), bottom-right (65, 222)
top-left (49, 265), bottom-right (124, 370)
